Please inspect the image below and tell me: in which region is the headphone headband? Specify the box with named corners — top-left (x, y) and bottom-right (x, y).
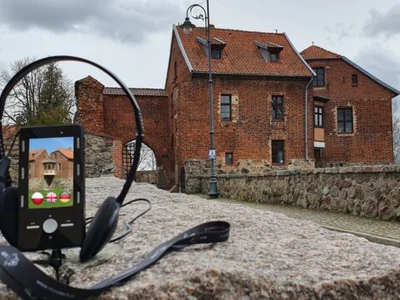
top-left (0, 55), bottom-right (144, 205)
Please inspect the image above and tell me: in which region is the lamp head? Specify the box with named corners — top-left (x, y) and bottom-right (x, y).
top-left (182, 17), bottom-right (193, 35)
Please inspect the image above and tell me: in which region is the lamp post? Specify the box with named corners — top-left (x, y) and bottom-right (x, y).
top-left (182, 0), bottom-right (218, 199)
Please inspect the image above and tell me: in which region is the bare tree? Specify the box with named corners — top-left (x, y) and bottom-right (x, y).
top-left (124, 141), bottom-right (157, 172)
top-left (138, 144), bottom-right (157, 171)
top-left (0, 57), bottom-right (75, 126)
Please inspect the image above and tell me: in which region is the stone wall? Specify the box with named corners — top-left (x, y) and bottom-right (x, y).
top-left (29, 178), bottom-right (73, 191)
top-left (185, 159), bottom-right (400, 221)
top-left (85, 133), bottom-right (123, 178)
top-left (136, 170), bottom-right (157, 185)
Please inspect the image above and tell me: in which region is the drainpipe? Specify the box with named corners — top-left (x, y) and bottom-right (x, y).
top-left (304, 78), bottom-right (313, 161)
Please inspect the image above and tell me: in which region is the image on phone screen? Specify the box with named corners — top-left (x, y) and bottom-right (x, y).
top-left (28, 137), bottom-right (74, 209)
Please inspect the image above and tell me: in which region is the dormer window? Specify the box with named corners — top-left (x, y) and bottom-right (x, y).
top-left (197, 37), bottom-right (226, 59)
top-left (254, 41), bottom-right (283, 62)
top-left (211, 48), bottom-right (222, 59)
top-left (270, 51), bottom-right (279, 62)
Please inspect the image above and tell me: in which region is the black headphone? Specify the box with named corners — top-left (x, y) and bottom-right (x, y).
top-left (0, 55), bottom-right (144, 262)
top-left (0, 56), bottom-right (230, 299)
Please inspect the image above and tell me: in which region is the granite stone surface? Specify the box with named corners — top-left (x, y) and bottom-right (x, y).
top-left (2, 177), bottom-right (400, 299)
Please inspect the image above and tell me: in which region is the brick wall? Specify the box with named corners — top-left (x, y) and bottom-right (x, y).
top-left (103, 93), bottom-right (171, 184)
top-left (75, 77), bottom-right (172, 185)
top-left (75, 76), bottom-right (105, 135)
top-left (111, 139), bottom-right (123, 178)
top-left (171, 74), bottom-right (313, 168)
top-left (307, 59), bottom-right (395, 165)
top-left (165, 32), bottom-right (194, 185)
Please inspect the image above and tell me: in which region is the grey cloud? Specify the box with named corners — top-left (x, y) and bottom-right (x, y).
top-left (0, 0), bottom-right (105, 31)
top-left (324, 23), bottom-right (357, 45)
top-left (0, 61), bottom-right (6, 73)
top-left (354, 47), bottom-right (400, 93)
top-left (0, 0), bottom-right (182, 43)
top-left (363, 4), bottom-right (400, 37)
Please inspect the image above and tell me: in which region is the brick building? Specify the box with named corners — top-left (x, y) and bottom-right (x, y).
top-left (29, 148), bottom-right (73, 179)
top-left (301, 45), bottom-right (399, 167)
top-left (76, 25), bottom-right (399, 188)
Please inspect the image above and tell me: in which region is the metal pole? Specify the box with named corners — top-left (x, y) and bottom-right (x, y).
top-left (206, 0), bottom-right (218, 198)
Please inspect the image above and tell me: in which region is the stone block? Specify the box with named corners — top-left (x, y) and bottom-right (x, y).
top-left (0, 177), bottom-right (400, 300)
top-left (3, 178), bottom-right (400, 299)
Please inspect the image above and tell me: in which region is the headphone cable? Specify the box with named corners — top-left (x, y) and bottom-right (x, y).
top-left (85, 197), bottom-right (152, 243)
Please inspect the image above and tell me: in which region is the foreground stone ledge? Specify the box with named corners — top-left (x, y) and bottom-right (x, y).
top-left (2, 177), bottom-right (400, 299)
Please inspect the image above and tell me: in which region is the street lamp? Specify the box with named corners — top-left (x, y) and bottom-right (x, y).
top-left (182, 1), bottom-right (218, 199)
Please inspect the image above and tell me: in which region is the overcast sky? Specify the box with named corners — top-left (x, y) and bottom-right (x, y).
top-left (0, 0), bottom-right (399, 104)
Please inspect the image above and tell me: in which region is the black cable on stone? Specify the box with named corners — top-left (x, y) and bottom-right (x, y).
top-left (32, 249), bottom-right (66, 282)
top-left (85, 198), bottom-right (152, 243)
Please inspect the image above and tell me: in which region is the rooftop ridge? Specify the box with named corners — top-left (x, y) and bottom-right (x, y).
top-left (104, 87), bottom-right (166, 97)
top-left (183, 25), bottom-right (286, 36)
top-left (301, 45), bottom-right (342, 60)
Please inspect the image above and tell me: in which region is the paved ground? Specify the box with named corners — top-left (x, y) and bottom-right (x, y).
top-left (209, 197), bottom-right (400, 247)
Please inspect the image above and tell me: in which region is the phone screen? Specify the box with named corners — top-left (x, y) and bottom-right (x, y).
top-left (28, 136), bottom-right (74, 209)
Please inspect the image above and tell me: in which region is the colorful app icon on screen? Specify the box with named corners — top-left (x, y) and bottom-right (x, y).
top-left (59, 192), bottom-right (71, 203)
top-left (31, 192), bottom-right (44, 205)
top-left (46, 192), bottom-right (57, 204)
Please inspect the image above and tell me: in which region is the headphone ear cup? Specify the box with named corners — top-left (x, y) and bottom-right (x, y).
top-left (80, 196), bottom-right (120, 262)
top-left (0, 187), bottom-right (20, 246)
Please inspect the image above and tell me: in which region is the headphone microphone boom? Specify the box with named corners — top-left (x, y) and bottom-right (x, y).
top-left (0, 56), bottom-right (230, 299)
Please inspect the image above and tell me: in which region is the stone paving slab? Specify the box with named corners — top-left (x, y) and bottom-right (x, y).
top-left (210, 197), bottom-right (400, 245)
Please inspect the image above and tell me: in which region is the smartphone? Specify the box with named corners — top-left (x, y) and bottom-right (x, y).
top-left (18, 125), bottom-right (85, 251)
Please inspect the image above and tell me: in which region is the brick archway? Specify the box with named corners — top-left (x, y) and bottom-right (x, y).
top-left (75, 76), bottom-right (173, 188)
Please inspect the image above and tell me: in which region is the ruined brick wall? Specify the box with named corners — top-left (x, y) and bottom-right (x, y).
top-left (102, 94), bottom-right (169, 153)
top-left (75, 76), bottom-right (105, 135)
top-left (307, 59), bottom-right (395, 165)
top-left (103, 93), bottom-right (171, 185)
top-left (75, 77), bottom-right (172, 185)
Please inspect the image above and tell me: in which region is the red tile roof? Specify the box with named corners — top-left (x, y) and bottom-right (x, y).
top-left (29, 149), bottom-right (45, 161)
top-left (53, 148), bottom-right (73, 160)
top-left (301, 45), bottom-right (399, 95)
top-left (300, 45), bottom-right (342, 60)
top-left (174, 25), bottom-right (313, 77)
